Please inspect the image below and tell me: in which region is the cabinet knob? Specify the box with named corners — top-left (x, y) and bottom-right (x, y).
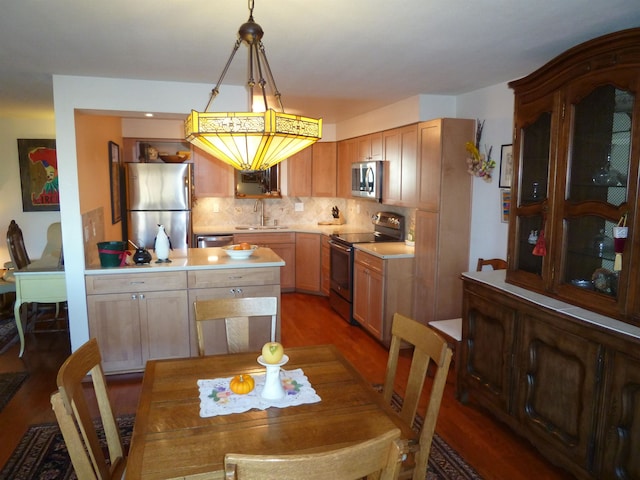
top-left (139, 294), bottom-right (145, 300)
top-left (131, 294), bottom-right (137, 300)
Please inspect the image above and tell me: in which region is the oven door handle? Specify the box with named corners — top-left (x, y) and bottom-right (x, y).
top-left (329, 240), bottom-right (352, 253)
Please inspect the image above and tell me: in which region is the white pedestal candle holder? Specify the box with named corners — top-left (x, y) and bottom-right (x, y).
top-left (257, 354), bottom-right (289, 400)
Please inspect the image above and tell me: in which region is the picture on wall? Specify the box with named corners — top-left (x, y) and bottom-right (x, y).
top-left (109, 141), bottom-right (122, 224)
top-left (499, 144), bottom-right (513, 188)
top-left (501, 189), bottom-right (511, 223)
top-left (17, 138), bottom-right (59, 212)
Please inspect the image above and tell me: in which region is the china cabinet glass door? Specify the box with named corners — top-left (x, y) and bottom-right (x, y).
top-left (562, 84), bottom-right (632, 302)
top-left (509, 96), bottom-right (554, 291)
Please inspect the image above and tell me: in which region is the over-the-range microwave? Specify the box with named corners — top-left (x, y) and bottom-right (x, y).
top-left (351, 161), bottom-right (382, 202)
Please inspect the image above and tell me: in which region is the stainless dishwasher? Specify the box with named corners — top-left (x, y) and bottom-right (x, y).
top-left (195, 234), bottom-right (234, 248)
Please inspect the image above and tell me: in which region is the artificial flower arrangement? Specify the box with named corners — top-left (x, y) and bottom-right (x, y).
top-left (466, 119), bottom-right (496, 182)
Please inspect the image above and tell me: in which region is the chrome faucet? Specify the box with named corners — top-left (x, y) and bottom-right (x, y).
top-left (254, 199), bottom-right (267, 226)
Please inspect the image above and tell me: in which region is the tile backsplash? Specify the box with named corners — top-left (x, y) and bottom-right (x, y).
top-left (193, 196), bottom-right (413, 234)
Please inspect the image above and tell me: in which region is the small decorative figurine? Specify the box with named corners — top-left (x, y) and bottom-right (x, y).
top-left (154, 224), bottom-right (172, 263)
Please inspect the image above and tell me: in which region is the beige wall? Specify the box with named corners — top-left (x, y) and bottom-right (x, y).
top-left (0, 116), bottom-right (59, 265)
top-left (74, 112), bottom-right (123, 243)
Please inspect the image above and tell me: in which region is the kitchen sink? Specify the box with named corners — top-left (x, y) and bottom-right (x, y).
top-left (234, 225), bottom-right (289, 230)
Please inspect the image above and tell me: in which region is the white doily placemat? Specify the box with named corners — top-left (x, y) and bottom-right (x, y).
top-left (198, 368), bottom-right (321, 418)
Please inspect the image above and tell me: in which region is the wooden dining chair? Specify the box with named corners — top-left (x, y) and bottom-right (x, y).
top-left (476, 257), bottom-right (508, 271)
top-left (382, 313), bottom-right (452, 480)
top-left (224, 427), bottom-right (403, 480)
top-left (193, 296), bottom-right (278, 356)
top-left (6, 220), bottom-right (30, 270)
top-left (50, 338), bottom-right (127, 480)
top-left (7, 220), bottom-right (66, 332)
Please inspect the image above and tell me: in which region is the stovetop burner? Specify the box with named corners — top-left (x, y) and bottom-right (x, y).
top-left (329, 211), bottom-right (405, 246)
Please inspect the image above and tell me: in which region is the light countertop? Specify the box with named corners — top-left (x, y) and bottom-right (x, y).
top-left (85, 247), bottom-right (285, 275)
top-left (194, 224), bottom-right (414, 259)
top-left (354, 242), bottom-right (415, 259)
top-left (463, 269), bottom-right (640, 340)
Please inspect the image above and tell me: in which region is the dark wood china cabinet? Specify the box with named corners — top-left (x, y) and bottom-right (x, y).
top-left (458, 28), bottom-right (640, 480)
top-left (507, 28), bottom-right (640, 324)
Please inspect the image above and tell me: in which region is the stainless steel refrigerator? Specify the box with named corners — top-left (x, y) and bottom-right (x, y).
top-left (125, 163), bottom-right (192, 250)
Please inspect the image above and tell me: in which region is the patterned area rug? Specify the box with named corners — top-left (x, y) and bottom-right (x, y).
top-left (1, 392), bottom-right (482, 479)
top-left (0, 372), bottom-right (28, 413)
top-left (0, 318), bottom-right (18, 355)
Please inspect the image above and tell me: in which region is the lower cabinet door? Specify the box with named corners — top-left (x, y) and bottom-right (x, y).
top-left (140, 290), bottom-right (190, 361)
top-left (460, 292), bottom-right (516, 413)
top-left (87, 293), bottom-right (144, 372)
top-left (597, 350), bottom-right (640, 478)
top-left (515, 314), bottom-right (602, 473)
top-left (353, 262), bottom-right (384, 340)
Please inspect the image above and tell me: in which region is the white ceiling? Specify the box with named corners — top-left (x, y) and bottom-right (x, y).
top-left (1, 0), bottom-right (639, 123)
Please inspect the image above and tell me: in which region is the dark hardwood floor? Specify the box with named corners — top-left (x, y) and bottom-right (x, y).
top-left (0, 293), bottom-right (574, 479)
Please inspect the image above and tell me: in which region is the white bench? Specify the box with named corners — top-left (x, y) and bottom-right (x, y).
top-left (428, 318), bottom-right (462, 368)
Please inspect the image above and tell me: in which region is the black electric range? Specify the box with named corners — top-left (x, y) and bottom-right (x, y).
top-left (328, 212), bottom-right (405, 324)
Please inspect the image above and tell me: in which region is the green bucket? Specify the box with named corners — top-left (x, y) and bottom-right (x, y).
top-left (97, 241), bottom-right (127, 267)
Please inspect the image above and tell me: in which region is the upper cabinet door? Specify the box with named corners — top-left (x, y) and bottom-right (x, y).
top-left (558, 77), bottom-right (636, 311)
top-left (508, 93), bottom-right (556, 292)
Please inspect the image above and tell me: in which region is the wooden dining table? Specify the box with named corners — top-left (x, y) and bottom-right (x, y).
top-left (126, 344), bottom-right (417, 479)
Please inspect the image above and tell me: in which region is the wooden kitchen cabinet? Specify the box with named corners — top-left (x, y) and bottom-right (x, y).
top-left (234, 232), bottom-right (296, 291)
top-left (507, 28), bottom-right (640, 324)
top-left (295, 232), bottom-right (321, 293)
top-left (311, 142), bottom-right (337, 197)
top-left (353, 249), bottom-right (414, 346)
top-left (320, 234), bottom-right (331, 296)
top-left (353, 251), bottom-right (384, 340)
top-left (187, 267), bottom-right (281, 355)
top-left (382, 124), bottom-right (418, 207)
top-left (286, 147), bottom-right (313, 197)
top-left (412, 118), bottom-right (475, 326)
top-left (287, 143), bottom-right (337, 198)
top-left (86, 271), bottom-right (190, 373)
top-left (191, 145), bottom-right (233, 197)
top-left (337, 138), bottom-right (357, 198)
top-left (357, 132), bottom-right (383, 162)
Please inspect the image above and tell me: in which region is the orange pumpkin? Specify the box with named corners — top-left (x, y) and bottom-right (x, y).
top-left (229, 374), bottom-right (255, 394)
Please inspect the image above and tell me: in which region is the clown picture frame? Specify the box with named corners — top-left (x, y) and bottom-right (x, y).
top-left (17, 138), bottom-right (59, 212)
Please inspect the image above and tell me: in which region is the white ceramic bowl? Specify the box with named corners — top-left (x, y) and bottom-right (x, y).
top-left (222, 244), bottom-right (258, 259)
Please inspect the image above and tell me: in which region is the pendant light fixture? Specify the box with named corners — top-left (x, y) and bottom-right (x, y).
top-left (185, 0), bottom-right (322, 171)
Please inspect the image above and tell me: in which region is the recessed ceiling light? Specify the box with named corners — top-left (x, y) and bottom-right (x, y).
top-left (144, 113), bottom-right (154, 117)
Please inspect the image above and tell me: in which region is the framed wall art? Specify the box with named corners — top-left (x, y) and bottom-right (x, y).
top-left (17, 138), bottom-right (59, 212)
top-left (109, 141), bottom-right (122, 224)
top-left (499, 144), bottom-right (513, 188)
top-left (501, 188), bottom-right (511, 223)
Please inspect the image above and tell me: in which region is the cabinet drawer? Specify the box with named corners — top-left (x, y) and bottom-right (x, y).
top-left (234, 232), bottom-right (296, 244)
top-left (188, 267), bottom-right (280, 289)
top-left (354, 250), bottom-right (383, 273)
top-left (85, 271), bottom-right (187, 294)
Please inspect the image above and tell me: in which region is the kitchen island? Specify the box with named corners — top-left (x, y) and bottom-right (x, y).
top-left (85, 247), bottom-right (284, 373)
